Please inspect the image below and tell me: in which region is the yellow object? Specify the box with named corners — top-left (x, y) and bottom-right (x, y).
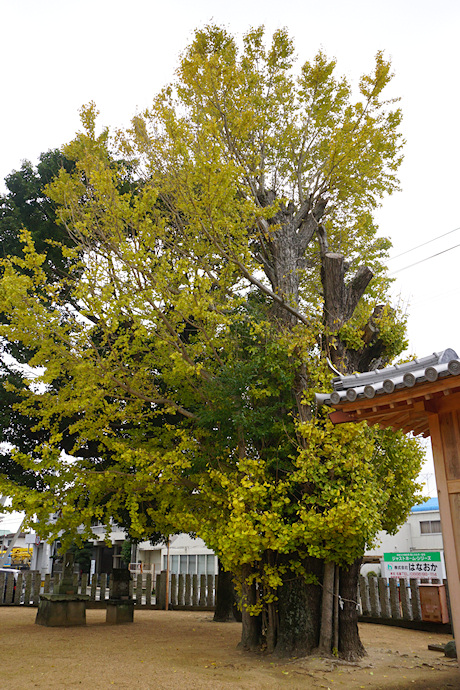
top-left (10, 548), bottom-right (31, 565)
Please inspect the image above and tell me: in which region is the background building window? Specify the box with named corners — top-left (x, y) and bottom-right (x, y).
top-left (198, 554), bottom-right (207, 575)
top-left (420, 520), bottom-right (441, 534)
top-left (163, 553), bottom-right (217, 574)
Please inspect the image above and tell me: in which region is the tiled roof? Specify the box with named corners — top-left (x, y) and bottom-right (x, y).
top-left (316, 349), bottom-right (460, 407)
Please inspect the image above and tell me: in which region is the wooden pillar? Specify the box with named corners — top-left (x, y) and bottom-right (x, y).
top-left (389, 579), bottom-right (401, 619)
top-left (170, 574), bottom-right (177, 607)
top-left (399, 578), bottom-right (412, 620)
top-left (192, 574), bottom-right (198, 607)
top-left (368, 577), bottom-right (380, 617)
top-left (178, 574), bottom-right (185, 606)
top-left (428, 411), bottom-right (460, 645)
top-left (358, 575), bottom-right (371, 616)
top-left (378, 578), bottom-right (391, 619)
top-left (199, 574), bottom-right (207, 607)
top-left (184, 574), bottom-right (191, 606)
top-left (145, 574), bottom-right (152, 606)
top-left (409, 580), bottom-right (422, 621)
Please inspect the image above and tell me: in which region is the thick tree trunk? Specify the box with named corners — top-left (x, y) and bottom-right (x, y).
top-left (213, 559), bottom-right (241, 622)
top-left (339, 558), bottom-right (366, 660)
top-left (333, 564), bottom-right (340, 652)
top-left (240, 564), bottom-right (262, 651)
top-left (265, 600), bottom-right (278, 653)
top-left (274, 555), bottom-right (322, 657)
top-left (318, 560), bottom-right (335, 654)
top-left (249, 205), bottom-right (371, 660)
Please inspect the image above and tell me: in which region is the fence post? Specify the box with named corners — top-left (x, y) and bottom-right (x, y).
top-left (157, 571), bottom-right (167, 609)
top-left (136, 574), bottom-right (143, 605)
top-left (206, 575), bottom-right (214, 607)
top-left (399, 578), bottom-right (412, 620)
top-left (44, 573), bottom-right (51, 594)
top-left (33, 571), bottom-right (41, 605)
top-left (73, 573), bottom-right (78, 591)
top-left (368, 576), bottom-right (381, 617)
top-left (155, 574), bottom-right (161, 606)
top-left (99, 573), bottom-right (107, 602)
top-left (0, 572), bottom-right (5, 604)
top-left (81, 573), bottom-right (88, 596)
top-left (178, 574), bottom-right (185, 606)
top-left (4, 573), bottom-right (14, 604)
top-left (13, 573), bottom-right (23, 605)
top-left (192, 574), bottom-right (198, 607)
top-left (185, 574), bottom-right (191, 606)
top-left (199, 574), bottom-right (207, 607)
top-left (53, 572), bottom-right (61, 593)
top-left (389, 579), bottom-right (401, 619)
top-left (24, 572), bottom-right (32, 605)
top-left (378, 578), bottom-right (391, 618)
top-left (443, 579), bottom-right (453, 623)
top-left (170, 574), bottom-right (177, 607)
top-left (90, 574), bottom-right (97, 600)
top-left (145, 574), bottom-right (152, 606)
top-left (359, 576), bottom-right (371, 616)
top-left (410, 580), bottom-right (422, 621)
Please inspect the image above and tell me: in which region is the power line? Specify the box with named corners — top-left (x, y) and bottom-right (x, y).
top-left (388, 225), bottom-right (460, 261)
top-left (410, 285), bottom-right (460, 309)
top-left (389, 241), bottom-right (460, 275)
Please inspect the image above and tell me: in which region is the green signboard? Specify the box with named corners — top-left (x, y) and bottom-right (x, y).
top-left (383, 552), bottom-right (441, 562)
top-left (382, 551), bottom-right (445, 578)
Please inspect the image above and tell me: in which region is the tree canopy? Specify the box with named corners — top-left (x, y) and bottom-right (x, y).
top-left (0, 150), bottom-right (77, 490)
top-left (0, 26), bottom-right (423, 658)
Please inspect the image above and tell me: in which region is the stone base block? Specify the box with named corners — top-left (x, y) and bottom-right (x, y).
top-left (106, 600), bottom-right (135, 624)
top-left (444, 640), bottom-right (457, 658)
top-left (35, 594), bottom-right (89, 627)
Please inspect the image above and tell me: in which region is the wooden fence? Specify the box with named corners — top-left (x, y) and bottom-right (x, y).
top-left (358, 575), bottom-right (450, 625)
top-left (0, 570), bottom-right (217, 609)
top-left (0, 570), bottom-right (450, 629)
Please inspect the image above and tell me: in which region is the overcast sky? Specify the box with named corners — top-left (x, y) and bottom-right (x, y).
top-left (1, 0), bottom-right (458, 523)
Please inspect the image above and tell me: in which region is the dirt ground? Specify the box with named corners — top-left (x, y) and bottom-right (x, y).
top-left (0, 608), bottom-right (458, 689)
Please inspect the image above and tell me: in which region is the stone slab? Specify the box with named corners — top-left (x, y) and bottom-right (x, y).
top-left (39, 593), bottom-right (90, 602)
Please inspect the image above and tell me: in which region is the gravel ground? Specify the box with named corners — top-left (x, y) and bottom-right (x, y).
top-left (0, 608), bottom-right (458, 689)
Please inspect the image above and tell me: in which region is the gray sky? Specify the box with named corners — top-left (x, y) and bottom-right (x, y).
top-left (2, 0), bottom-right (458, 352)
top-left (1, 0), bottom-right (459, 522)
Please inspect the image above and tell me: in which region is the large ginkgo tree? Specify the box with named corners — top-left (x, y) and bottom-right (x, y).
top-left (0, 26), bottom-right (423, 659)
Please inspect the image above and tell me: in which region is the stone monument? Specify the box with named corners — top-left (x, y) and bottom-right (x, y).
top-left (106, 568), bottom-right (134, 624)
top-left (35, 551), bottom-right (90, 627)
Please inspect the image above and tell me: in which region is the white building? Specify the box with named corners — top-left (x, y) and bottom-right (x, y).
top-left (137, 533), bottom-right (217, 578)
top-left (89, 523), bottom-right (217, 578)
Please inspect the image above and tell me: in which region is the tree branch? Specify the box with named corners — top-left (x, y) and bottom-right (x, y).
top-left (345, 266), bottom-right (373, 321)
top-left (322, 252), bottom-right (373, 332)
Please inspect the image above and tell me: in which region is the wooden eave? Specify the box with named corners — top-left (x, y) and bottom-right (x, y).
top-left (329, 374), bottom-right (460, 437)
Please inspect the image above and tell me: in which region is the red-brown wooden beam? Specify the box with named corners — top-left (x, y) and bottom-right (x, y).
top-left (428, 410), bottom-right (460, 650)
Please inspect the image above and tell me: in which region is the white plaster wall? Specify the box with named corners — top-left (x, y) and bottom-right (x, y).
top-left (366, 522), bottom-right (413, 556)
top-left (168, 534), bottom-right (215, 555)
